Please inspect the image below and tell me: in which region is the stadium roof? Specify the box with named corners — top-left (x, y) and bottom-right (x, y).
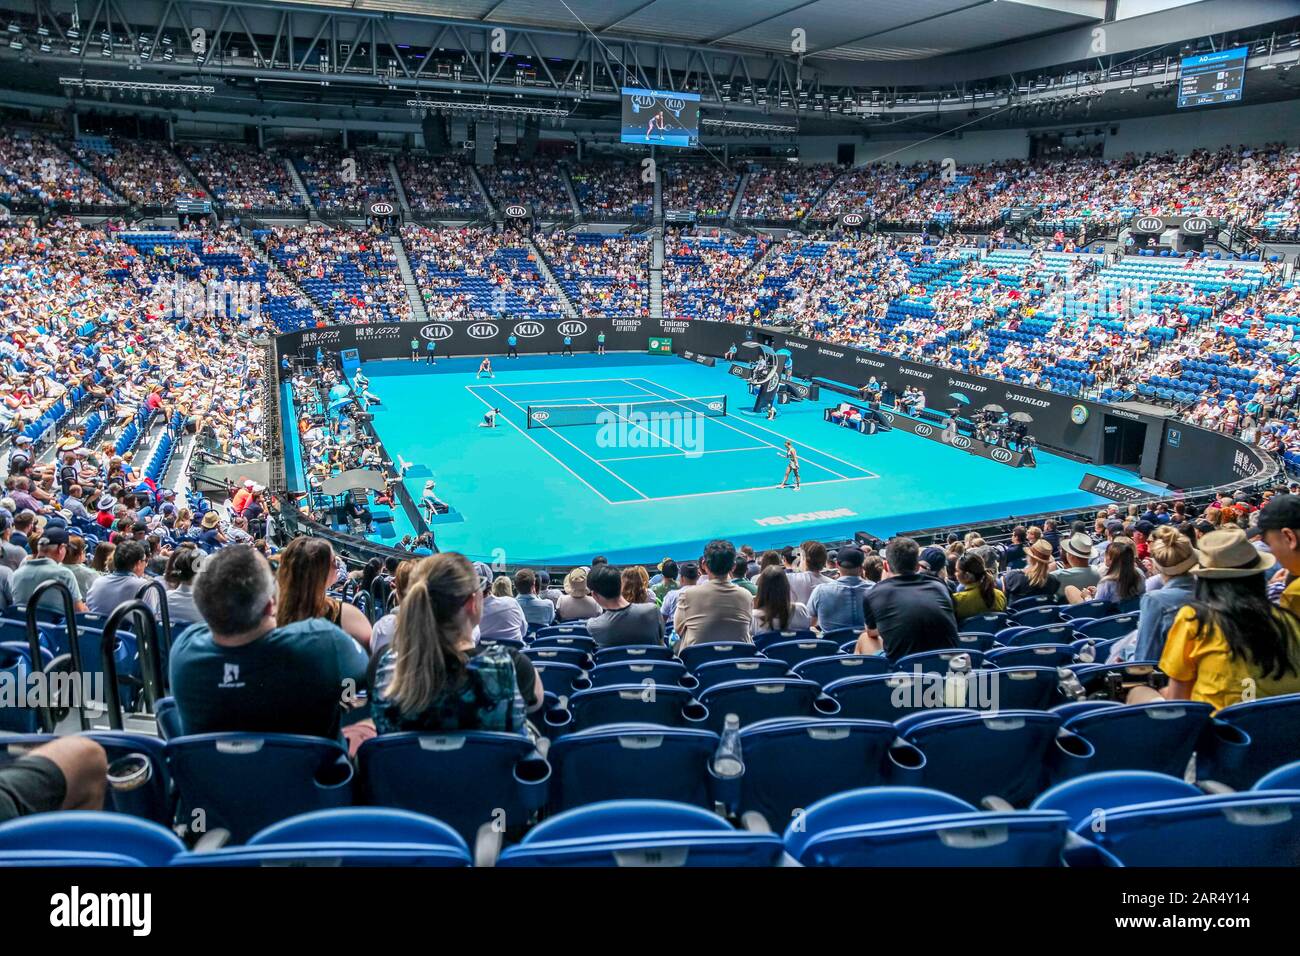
top-left (268, 0), bottom-right (1104, 61)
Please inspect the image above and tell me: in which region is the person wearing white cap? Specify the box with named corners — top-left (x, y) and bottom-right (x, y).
top-left (419, 479), bottom-right (448, 522)
top-left (231, 480), bottom-right (256, 514)
top-left (1128, 526), bottom-right (1300, 712)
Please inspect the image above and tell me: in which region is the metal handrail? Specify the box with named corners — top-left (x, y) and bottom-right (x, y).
top-left (26, 580), bottom-right (84, 733)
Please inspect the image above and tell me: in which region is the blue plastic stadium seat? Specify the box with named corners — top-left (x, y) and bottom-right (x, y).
top-left (697, 678), bottom-right (830, 731)
top-left (171, 808), bottom-right (471, 867)
top-left (1196, 692), bottom-right (1300, 789)
top-left (784, 787), bottom-right (1074, 867)
top-left (561, 683), bottom-right (705, 732)
top-left (0, 811), bottom-right (185, 866)
top-left (760, 638), bottom-right (841, 668)
top-left (677, 641), bottom-right (761, 671)
top-left (166, 733), bottom-right (354, 843)
top-left (690, 657), bottom-right (790, 691)
top-left (586, 659), bottom-right (694, 689)
top-left (545, 723), bottom-right (720, 813)
top-left (791, 654), bottom-right (892, 686)
top-left (1050, 700), bottom-right (1213, 779)
top-left (357, 731), bottom-right (548, 843)
top-left (497, 800), bottom-right (783, 867)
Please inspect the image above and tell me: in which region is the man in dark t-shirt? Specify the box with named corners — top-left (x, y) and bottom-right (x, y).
top-left (586, 563), bottom-right (665, 648)
top-left (169, 545), bottom-right (369, 740)
top-left (858, 536), bottom-right (959, 660)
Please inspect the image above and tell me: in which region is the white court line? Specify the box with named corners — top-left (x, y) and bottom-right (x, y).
top-left (465, 387), bottom-right (659, 406)
top-left (461, 386), bottom-right (621, 506)
top-left (598, 445), bottom-right (772, 462)
top-left (608, 476), bottom-right (874, 505)
top-left (630, 377), bottom-right (880, 480)
top-left (482, 384), bottom-right (651, 501)
top-left (469, 377), bottom-right (656, 389)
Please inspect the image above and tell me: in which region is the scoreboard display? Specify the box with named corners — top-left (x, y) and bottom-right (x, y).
top-left (1178, 46), bottom-right (1248, 109)
top-left (621, 88), bottom-right (700, 148)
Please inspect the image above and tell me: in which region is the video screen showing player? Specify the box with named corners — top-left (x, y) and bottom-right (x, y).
top-left (621, 88), bottom-right (701, 148)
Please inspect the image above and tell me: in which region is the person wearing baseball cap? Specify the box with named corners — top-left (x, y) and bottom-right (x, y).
top-left (1052, 532), bottom-right (1100, 598)
top-left (1257, 494), bottom-right (1300, 616)
top-left (807, 544), bottom-right (872, 633)
top-left (10, 526), bottom-right (90, 614)
top-left (1129, 525), bottom-right (1300, 712)
top-left (474, 560), bottom-right (527, 645)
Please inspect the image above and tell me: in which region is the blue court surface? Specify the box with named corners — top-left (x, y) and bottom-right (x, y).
top-left (362, 353), bottom-right (1167, 565)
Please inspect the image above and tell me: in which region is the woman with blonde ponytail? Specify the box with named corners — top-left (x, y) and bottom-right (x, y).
top-left (371, 553), bottom-right (543, 734)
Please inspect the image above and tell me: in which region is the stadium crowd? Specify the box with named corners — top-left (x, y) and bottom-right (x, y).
top-left (71, 137), bottom-right (208, 207)
top-left (0, 131), bottom-right (120, 207)
top-left (182, 144), bottom-right (304, 211)
top-left (533, 231), bottom-right (649, 317)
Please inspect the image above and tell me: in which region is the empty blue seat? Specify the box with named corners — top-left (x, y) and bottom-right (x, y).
top-left (825, 671), bottom-right (943, 722)
top-left (791, 654), bottom-right (892, 686)
top-left (760, 638), bottom-right (841, 668)
top-left (1197, 692), bottom-right (1300, 790)
top-left (1004, 622), bottom-right (1077, 646)
top-left (752, 629), bottom-right (819, 650)
top-left (522, 646), bottom-right (592, 669)
top-left (697, 678), bottom-right (829, 731)
top-left (1060, 599), bottom-right (1117, 621)
top-left (593, 644), bottom-right (674, 664)
top-left (730, 718), bottom-right (897, 828)
top-left (894, 648), bottom-right (987, 674)
top-left (546, 723), bottom-right (719, 813)
top-left (166, 733), bottom-right (354, 843)
top-left (690, 657), bottom-right (790, 691)
top-left (1052, 700), bottom-right (1213, 779)
top-left (955, 612), bottom-right (1009, 635)
top-left (171, 808), bottom-right (471, 867)
top-left (678, 641), bottom-right (760, 671)
top-left (894, 709), bottom-right (1085, 806)
top-left (1011, 606), bottom-right (1063, 628)
top-left (1253, 759), bottom-right (1300, 791)
top-left (529, 634), bottom-right (597, 654)
top-left (985, 644), bottom-right (1077, 669)
top-left (497, 800), bottom-right (783, 867)
top-left (357, 731), bottom-right (549, 844)
top-left (562, 683), bottom-right (704, 732)
top-left (1073, 613), bottom-right (1139, 642)
top-left (784, 787), bottom-right (1073, 867)
top-left (532, 660), bottom-right (590, 698)
top-left (0, 811), bottom-right (185, 866)
top-left (587, 660), bottom-right (694, 689)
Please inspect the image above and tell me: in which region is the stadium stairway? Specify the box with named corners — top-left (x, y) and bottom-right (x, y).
top-left (525, 236), bottom-right (580, 318)
top-left (388, 158), bottom-right (413, 219)
top-left (727, 172), bottom-right (749, 224)
top-left (653, 165), bottom-right (664, 226)
top-left (651, 228), bottom-right (665, 319)
top-left (390, 234), bottom-right (429, 323)
top-left (559, 164), bottom-right (584, 222)
top-left (283, 157), bottom-right (316, 219)
top-left (468, 166), bottom-right (497, 218)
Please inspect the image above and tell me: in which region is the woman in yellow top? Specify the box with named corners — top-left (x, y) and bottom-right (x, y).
top-left (951, 552), bottom-right (1007, 622)
top-left (1130, 527), bottom-right (1300, 712)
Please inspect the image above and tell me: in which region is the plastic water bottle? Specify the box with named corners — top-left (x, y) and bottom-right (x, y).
top-left (713, 713), bottom-right (744, 778)
top-left (943, 653), bottom-right (971, 708)
top-left (1058, 667), bottom-right (1087, 702)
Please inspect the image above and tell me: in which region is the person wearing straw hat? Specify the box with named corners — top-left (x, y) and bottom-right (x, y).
top-left (1051, 531), bottom-right (1099, 599)
top-left (1129, 526), bottom-right (1300, 712)
top-left (1133, 528), bottom-right (1198, 663)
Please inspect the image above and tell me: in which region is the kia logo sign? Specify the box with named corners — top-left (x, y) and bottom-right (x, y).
top-left (1181, 217), bottom-right (1211, 235)
top-left (420, 323), bottom-right (453, 341)
top-left (531, 411), bottom-right (550, 423)
top-left (557, 321), bottom-right (588, 336)
top-left (741, 341), bottom-right (761, 348)
top-left (706, 400), bottom-right (724, 412)
top-left (467, 322), bottom-right (499, 339)
top-left (914, 423), bottom-right (933, 437)
top-left (840, 212), bottom-right (865, 228)
top-left (881, 412), bottom-right (895, 424)
top-left (992, 448), bottom-right (1013, 463)
top-left (952, 435), bottom-right (971, 449)
top-left (1134, 216), bottom-right (1164, 234)
top-left (513, 321), bottom-right (544, 338)
top-left (369, 201), bottom-right (395, 217)
top-left (504, 204), bottom-right (529, 219)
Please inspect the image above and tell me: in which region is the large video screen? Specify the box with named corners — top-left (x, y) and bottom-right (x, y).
top-left (620, 88), bottom-right (700, 147)
top-left (1178, 46), bottom-right (1248, 109)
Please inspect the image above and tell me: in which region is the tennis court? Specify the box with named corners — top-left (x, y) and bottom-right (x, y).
top-left (464, 375), bottom-right (877, 504)
top-left (360, 353), bottom-right (1168, 565)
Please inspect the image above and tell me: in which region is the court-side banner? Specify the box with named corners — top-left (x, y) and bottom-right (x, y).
top-left (276, 316), bottom-right (692, 364)
top-left (1079, 473), bottom-right (1150, 503)
top-left (879, 408), bottom-right (1027, 467)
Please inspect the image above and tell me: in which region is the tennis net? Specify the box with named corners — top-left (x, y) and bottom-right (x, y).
top-left (526, 395), bottom-right (728, 428)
